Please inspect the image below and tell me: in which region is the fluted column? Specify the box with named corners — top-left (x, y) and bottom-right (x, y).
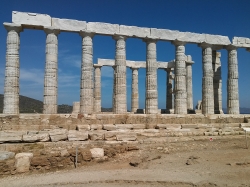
top-left (43, 27), bottom-right (60, 114)
top-left (113, 35), bottom-right (127, 114)
top-left (79, 31), bottom-right (95, 114)
top-left (94, 65), bottom-right (102, 113)
top-left (172, 41), bottom-right (187, 114)
top-left (186, 55), bottom-right (194, 111)
top-left (200, 43), bottom-right (214, 115)
top-left (226, 45), bottom-right (239, 114)
top-left (212, 51), bottom-right (223, 114)
top-left (166, 68), bottom-right (173, 113)
top-left (144, 39), bottom-right (158, 114)
top-left (131, 67), bottom-right (139, 113)
top-left (3, 23), bottom-right (22, 114)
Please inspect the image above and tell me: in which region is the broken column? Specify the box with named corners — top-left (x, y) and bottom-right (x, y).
top-left (94, 64), bottom-right (102, 113)
top-left (3, 23), bottom-right (22, 114)
top-left (166, 68), bottom-right (173, 113)
top-left (200, 43), bottom-right (214, 115)
top-left (186, 55), bottom-right (194, 111)
top-left (80, 31), bottom-right (95, 114)
top-left (43, 27), bottom-right (60, 114)
top-left (226, 45), bottom-right (239, 114)
top-left (172, 40), bottom-right (187, 114)
top-left (113, 35), bottom-right (127, 114)
top-left (212, 51), bottom-right (223, 114)
top-left (144, 39), bottom-right (158, 114)
top-left (131, 67), bottom-right (139, 113)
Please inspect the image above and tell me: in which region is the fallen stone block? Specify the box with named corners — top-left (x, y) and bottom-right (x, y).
top-left (48, 129), bottom-right (68, 142)
top-left (90, 148), bottom-right (104, 158)
top-left (103, 124), bottom-right (116, 131)
top-left (15, 153), bottom-right (33, 173)
top-left (67, 130), bottom-right (88, 141)
top-left (0, 131), bottom-right (27, 143)
top-left (115, 124), bottom-right (133, 130)
top-left (0, 151), bottom-right (15, 160)
top-left (77, 124), bottom-right (90, 131)
top-left (88, 130), bottom-right (105, 141)
top-left (116, 133), bottom-right (137, 141)
top-left (22, 132), bottom-right (50, 142)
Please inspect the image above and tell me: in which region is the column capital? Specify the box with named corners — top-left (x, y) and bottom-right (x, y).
top-left (112, 34), bottom-right (127, 41)
top-left (198, 42), bottom-right (212, 49)
top-left (171, 40), bottom-right (186, 46)
top-left (44, 27), bottom-right (60, 35)
top-left (80, 30), bottom-right (95, 38)
top-left (130, 67), bottom-right (139, 71)
top-left (3, 22), bottom-right (23, 33)
top-left (143, 37), bottom-right (158, 43)
top-left (225, 44), bottom-right (238, 50)
top-left (93, 64), bottom-right (102, 69)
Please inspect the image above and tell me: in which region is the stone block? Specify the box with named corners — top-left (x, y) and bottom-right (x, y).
top-left (90, 148), bottom-right (104, 158)
top-left (132, 124), bottom-right (146, 129)
top-left (204, 34), bottom-right (231, 45)
top-left (22, 132), bottom-right (50, 142)
top-left (115, 124), bottom-right (133, 130)
top-left (232, 37), bottom-right (250, 48)
top-left (15, 153), bottom-right (33, 173)
top-left (177, 32), bottom-right (205, 43)
top-left (156, 124), bottom-right (168, 129)
top-left (116, 133), bottom-right (137, 141)
top-left (0, 151), bottom-right (15, 160)
top-left (77, 124), bottom-right (90, 131)
top-left (103, 124), bottom-right (116, 131)
top-left (119, 25), bottom-right (150, 38)
top-left (87, 22), bottom-right (119, 35)
top-left (90, 124), bottom-right (103, 130)
top-left (52, 18), bottom-right (86, 32)
top-left (48, 129), bottom-right (68, 142)
top-left (150, 28), bottom-right (179, 40)
top-left (181, 124), bottom-right (199, 129)
top-left (104, 131), bottom-right (117, 140)
top-left (67, 130), bottom-right (88, 141)
top-left (0, 131), bottom-right (27, 143)
top-left (12, 11), bottom-right (51, 27)
top-left (88, 130), bottom-right (105, 141)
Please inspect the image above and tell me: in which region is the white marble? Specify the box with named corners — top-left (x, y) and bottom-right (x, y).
top-left (94, 65), bottom-right (102, 113)
top-left (166, 68), bottom-right (174, 113)
top-left (52, 18), bottom-right (86, 32)
top-left (119, 25), bottom-right (150, 38)
top-left (186, 55), bottom-right (194, 111)
top-left (232, 37), bottom-right (250, 48)
top-left (131, 68), bottom-right (139, 113)
top-left (87, 22), bottom-right (119, 35)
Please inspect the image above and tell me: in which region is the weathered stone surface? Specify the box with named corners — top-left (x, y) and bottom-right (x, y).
top-left (87, 22), bottom-right (119, 35)
top-left (90, 124), bottom-right (103, 130)
top-left (132, 124), bottom-right (146, 129)
top-left (22, 132), bottom-right (50, 142)
top-left (115, 124), bottom-right (133, 130)
top-left (94, 66), bottom-right (102, 113)
top-left (90, 148), bottom-right (104, 158)
top-left (131, 68), bottom-right (139, 113)
top-left (88, 130), bottom-right (105, 141)
top-left (12, 11), bottom-right (51, 27)
top-left (52, 18), bottom-right (86, 32)
top-left (0, 151), bottom-right (15, 160)
top-left (103, 124), bottom-right (116, 131)
top-left (0, 131), bottom-right (26, 142)
top-left (150, 28), bottom-right (179, 40)
top-left (116, 133), bottom-right (137, 141)
top-left (48, 129), bottom-right (68, 142)
top-left (186, 56), bottom-right (194, 110)
top-left (104, 131), bottom-right (117, 140)
top-left (67, 130), bottom-right (88, 141)
top-left (15, 153), bottom-right (33, 173)
top-left (119, 25), bottom-right (150, 38)
top-left (77, 124), bottom-right (90, 131)
top-left (232, 37), bottom-right (250, 48)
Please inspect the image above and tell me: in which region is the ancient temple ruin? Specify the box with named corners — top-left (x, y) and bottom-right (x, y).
top-left (2, 11), bottom-right (250, 115)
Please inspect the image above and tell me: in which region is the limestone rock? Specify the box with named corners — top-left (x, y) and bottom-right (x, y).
top-left (115, 124), bottom-right (133, 130)
top-left (67, 130), bottom-right (88, 141)
top-left (0, 131), bottom-right (26, 143)
top-left (15, 153), bottom-right (33, 173)
top-left (0, 151), bottom-right (15, 160)
top-left (77, 124), bottom-right (90, 131)
top-left (23, 132), bottom-right (50, 142)
top-left (103, 124), bottom-right (116, 131)
top-left (88, 130), bottom-right (105, 141)
top-left (48, 129), bottom-right (68, 142)
top-left (116, 133), bottom-right (137, 141)
top-left (90, 148), bottom-right (104, 158)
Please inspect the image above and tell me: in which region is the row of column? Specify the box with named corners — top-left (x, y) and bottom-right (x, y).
top-left (2, 23), bottom-right (241, 115)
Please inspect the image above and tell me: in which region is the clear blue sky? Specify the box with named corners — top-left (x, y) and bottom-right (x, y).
top-left (0, 0), bottom-right (250, 110)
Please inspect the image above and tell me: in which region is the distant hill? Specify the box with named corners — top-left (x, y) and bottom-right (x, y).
top-left (0, 94), bottom-right (72, 113)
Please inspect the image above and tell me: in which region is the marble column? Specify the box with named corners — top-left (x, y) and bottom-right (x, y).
top-left (131, 67), bottom-right (139, 113)
top-left (112, 66), bottom-right (115, 112)
top-left (172, 41), bottom-right (187, 114)
top-left (212, 51), bottom-right (223, 114)
top-left (226, 45), bottom-right (239, 114)
top-left (3, 23), bottom-right (22, 114)
top-left (79, 31), bottom-right (95, 114)
top-left (144, 39), bottom-right (158, 114)
top-left (166, 68), bottom-right (173, 113)
top-left (43, 27), bottom-right (60, 114)
top-left (200, 43), bottom-right (214, 115)
top-left (94, 65), bottom-right (102, 113)
top-left (113, 35), bottom-right (127, 114)
top-left (186, 55), bottom-right (194, 111)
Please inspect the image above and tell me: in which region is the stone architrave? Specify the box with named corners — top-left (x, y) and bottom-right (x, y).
top-left (131, 67), bottom-right (139, 113)
top-left (113, 35), bottom-right (127, 114)
top-left (226, 45), bottom-right (239, 114)
top-left (43, 27), bottom-right (60, 114)
top-left (166, 68), bottom-right (173, 113)
top-left (212, 51), bottom-right (223, 114)
top-left (186, 55), bottom-right (194, 111)
top-left (172, 40), bottom-right (187, 114)
top-left (79, 31), bottom-right (95, 114)
top-left (3, 23), bottom-right (22, 114)
top-left (144, 39), bottom-right (158, 114)
top-left (200, 43), bottom-right (214, 115)
top-left (94, 65), bottom-right (102, 113)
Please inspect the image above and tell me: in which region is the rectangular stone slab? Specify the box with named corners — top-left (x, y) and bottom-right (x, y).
top-left (232, 37), bottom-right (250, 48)
top-left (12, 11), bottom-right (51, 27)
top-left (52, 18), bottom-right (86, 32)
top-left (119, 25), bottom-right (150, 38)
top-left (87, 22), bottom-right (119, 35)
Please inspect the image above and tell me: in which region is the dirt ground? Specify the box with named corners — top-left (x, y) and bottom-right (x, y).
top-left (0, 135), bottom-right (250, 187)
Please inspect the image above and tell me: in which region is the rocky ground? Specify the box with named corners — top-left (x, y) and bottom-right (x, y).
top-left (0, 135), bottom-right (250, 187)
